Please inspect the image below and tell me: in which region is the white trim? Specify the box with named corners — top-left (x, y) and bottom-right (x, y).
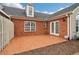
top-left (72, 6), bottom-right (79, 13)
top-left (0, 9), bottom-right (10, 18)
top-left (24, 21), bottom-right (36, 32)
top-left (67, 16), bottom-right (70, 37)
top-left (26, 5), bottom-right (34, 17)
top-left (50, 21), bottom-right (59, 36)
top-left (52, 11), bottom-right (72, 20)
top-left (54, 21), bottom-right (59, 35)
top-left (69, 14), bottom-right (72, 40)
top-left (50, 21), bottom-right (54, 34)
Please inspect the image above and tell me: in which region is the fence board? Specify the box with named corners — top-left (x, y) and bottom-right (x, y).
top-left (0, 15), bottom-right (14, 50)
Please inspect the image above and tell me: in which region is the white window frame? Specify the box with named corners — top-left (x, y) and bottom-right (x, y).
top-left (76, 14), bottom-right (79, 32)
top-left (27, 6), bottom-right (34, 17)
top-left (50, 21), bottom-right (59, 36)
top-left (24, 21), bottom-right (36, 32)
top-left (50, 22), bottom-right (54, 34)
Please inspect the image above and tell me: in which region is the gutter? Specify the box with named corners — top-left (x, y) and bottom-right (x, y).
top-left (50, 11), bottom-right (72, 20)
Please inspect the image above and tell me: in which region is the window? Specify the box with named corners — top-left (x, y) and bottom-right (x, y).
top-left (24, 21), bottom-right (36, 32)
top-left (29, 7), bottom-right (32, 15)
top-left (50, 21), bottom-right (59, 36)
top-left (55, 22), bottom-right (59, 33)
top-left (52, 22), bottom-right (54, 33)
top-left (76, 15), bottom-right (79, 32)
top-left (27, 6), bottom-right (34, 17)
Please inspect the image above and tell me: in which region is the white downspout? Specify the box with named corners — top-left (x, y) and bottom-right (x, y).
top-left (67, 15), bottom-right (70, 38)
top-left (67, 14), bottom-right (71, 40)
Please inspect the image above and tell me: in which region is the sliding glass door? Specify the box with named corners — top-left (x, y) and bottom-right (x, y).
top-left (50, 21), bottom-right (59, 36)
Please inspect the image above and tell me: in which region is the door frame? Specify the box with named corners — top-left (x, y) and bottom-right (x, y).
top-left (50, 21), bottom-right (59, 36)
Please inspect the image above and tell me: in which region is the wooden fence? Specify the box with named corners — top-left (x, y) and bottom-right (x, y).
top-left (0, 14), bottom-right (14, 51)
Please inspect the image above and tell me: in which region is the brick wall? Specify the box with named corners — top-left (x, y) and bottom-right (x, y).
top-left (12, 18), bottom-right (50, 37)
top-left (11, 16), bottom-right (67, 38)
top-left (50, 17), bottom-right (67, 38)
top-left (59, 17), bottom-right (67, 38)
top-left (47, 21), bottom-right (50, 34)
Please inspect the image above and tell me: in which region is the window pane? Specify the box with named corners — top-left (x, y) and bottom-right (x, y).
top-left (31, 21), bottom-right (35, 26)
top-left (76, 15), bottom-right (79, 20)
top-left (76, 20), bottom-right (79, 32)
top-left (24, 21), bottom-right (30, 32)
top-left (76, 15), bottom-right (79, 32)
top-left (76, 20), bottom-right (78, 26)
top-left (25, 26), bottom-right (30, 29)
top-left (31, 28), bottom-right (35, 32)
top-left (76, 26), bottom-right (78, 32)
top-left (31, 21), bottom-right (35, 31)
top-left (29, 7), bottom-right (32, 15)
top-left (24, 26), bottom-right (30, 32)
top-left (25, 21), bottom-right (30, 26)
top-left (52, 23), bottom-right (54, 33)
top-left (24, 26), bottom-right (30, 28)
top-left (56, 22), bottom-right (59, 33)
top-left (31, 26), bottom-right (35, 28)
top-left (25, 28), bottom-right (30, 32)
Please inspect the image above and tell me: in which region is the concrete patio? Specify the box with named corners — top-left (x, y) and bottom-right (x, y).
top-left (0, 35), bottom-right (66, 55)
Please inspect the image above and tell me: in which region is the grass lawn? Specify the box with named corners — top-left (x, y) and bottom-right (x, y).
top-left (16, 40), bottom-right (79, 55)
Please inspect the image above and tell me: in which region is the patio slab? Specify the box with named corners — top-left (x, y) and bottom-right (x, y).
top-left (0, 35), bottom-right (66, 55)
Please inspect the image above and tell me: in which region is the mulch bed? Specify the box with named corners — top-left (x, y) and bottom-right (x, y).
top-left (15, 40), bottom-right (79, 55)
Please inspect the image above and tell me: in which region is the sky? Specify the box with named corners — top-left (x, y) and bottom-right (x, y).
top-left (21, 3), bottom-right (73, 14)
top-left (1, 3), bottom-right (73, 14)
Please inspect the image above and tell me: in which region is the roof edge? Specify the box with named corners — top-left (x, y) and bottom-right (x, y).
top-left (0, 9), bottom-right (10, 18)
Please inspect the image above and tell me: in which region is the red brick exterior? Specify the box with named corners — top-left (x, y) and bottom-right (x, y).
top-left (11, 18), bottom-right (50, 36)
top-left (47, 21), bottom-right (50, 34)
top-left (59, 17), bottom-right (67, 38)
top-left (11, 16), bottom-right (67, 38)
top-left (50, 17), bottom-right (67, 38)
